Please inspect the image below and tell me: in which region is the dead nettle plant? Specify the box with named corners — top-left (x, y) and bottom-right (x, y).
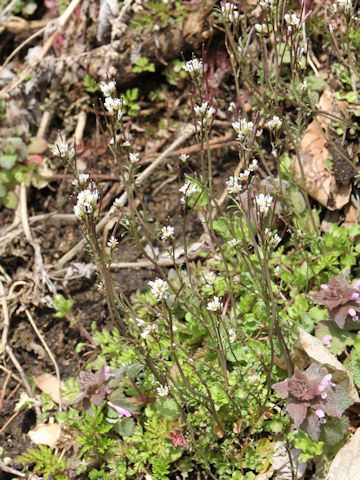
top-left (272, 363), bottom-right (353, 443)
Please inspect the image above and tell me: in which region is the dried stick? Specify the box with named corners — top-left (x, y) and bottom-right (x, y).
top-left (0, 279), bottom-right (10, 358)
top-left (5, 345), bottom-right (41, 420)
top-left (56, 123), bottom-right (195, 269)
top-left (25, 308), bottom-right (62, 411)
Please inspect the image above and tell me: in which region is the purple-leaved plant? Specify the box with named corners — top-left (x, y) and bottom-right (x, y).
top-left (71, 365), bottom-right (111, 410)
top-left (312, 274), bottom-right (360, 329)
top-left (272, 364), bottom-right (341, 441)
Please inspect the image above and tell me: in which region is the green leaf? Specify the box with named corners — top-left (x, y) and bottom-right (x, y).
top-left (3, 191), bottom-right (18, 209)
top-left (0, 154), bottom-right (17, 169)
top-left (315, 321), bottom-right (355, 355)
top-left (114, 417), bottom-right (135, 437)
top-left (157, 397), bottom-right (179, 419)
top-left (320, 416), bottom-right (349, 446)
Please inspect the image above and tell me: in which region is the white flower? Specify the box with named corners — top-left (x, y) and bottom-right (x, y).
top-left (51, 142), bottom-right (75, 158)
top-left (140, 323), bottom-right (157, 339)
top-left (229, 328), bottom-right (236, 343)
top-left (129, 152), bottom-right (140, 162)
top-left (270, 233), bottom-right (281, 246)
top-left (157, 385), bottom-right (170, 397)
top-left (232, 118), bottom-right (254, 145)
top-left (248, 159), bottom-right (258, 172)
top-left (74, 186), bottom-right (99, 217)
top-left (161, 225), bottom-right (175, 241)
top-left (267, 116), bottom-right (282, 130)
top-left (254, 193), bottom-right (273, 215)
top-left (228, 101), bottom-right (236, 112)
top-left (255, 23), bottom-right (267, 34)
top-left (123, 140), bottom-right (131, 147)
top-left (149, 278), bottom-right (169, 301)
top-left (104, 97), bottom-right (123, 114)
top-left (179, 153), bottom-right (189, 162)
top-left (203, 271), bottom-right (216, 287)
top-left (113, 198), bottom-right (122, 208)
top-left (99, 80), bottom-right (116, 98)
top-left (135, 317), bottom-right (145, 327)
top-left (260, 0), bottom-right (273, 8)
top-left (226, 176), bottom-right (242, 194)
top-left (221, 2), bottom-right (239, 22)
top-left (179, 181), bottom-right (198, 197)
top-left (194, 102), bottom-right (216, 123)
top-left (207, 296), bottom-right (223, 312)
top-left (239, 170), bottom-right (250, 182)
top-left (74, 204), bottom-right (85, 219)
top-left (107, 236), bottom-right (118, 249)
top-left (109, 134), bottom-right (121, 145)
top-left (77, 187), bottom-right (99, 213)
top-left (274, 266), bottom-right (280, 276)
top-left (284, 12), bottom-right (301, 31)
top-left (228, 238), bottom-right (238, 247)
top-left (337, 0), bottom-right (352, 13)
top-left (183, 58), bottom-right (203, 75)
top-left (72, 173), bottom-right (89, 186)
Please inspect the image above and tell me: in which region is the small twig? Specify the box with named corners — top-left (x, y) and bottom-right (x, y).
top-left (0, 463), bottom-right (28, 478)
top-left (0, 364), bottom-right (21, 383)
top-left (6, 380), bottom-right (21, 401)
top-left (0, 409), bottom-right (21, 435)
top-left (25, 308), bottom-right (62, 412)
top-left (5, 345), bottom-right (41, 420)
top-left (0, 279), bottom-right (10, 358)
top-left (0, 370), bottom-right (11, 410)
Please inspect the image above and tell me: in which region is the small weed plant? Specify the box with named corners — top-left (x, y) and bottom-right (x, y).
top-left (18, 1), bottom-right (360, 479)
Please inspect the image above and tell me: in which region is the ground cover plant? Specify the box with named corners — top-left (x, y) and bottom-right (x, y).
top-left (1, 0), bottom-right (360, 479)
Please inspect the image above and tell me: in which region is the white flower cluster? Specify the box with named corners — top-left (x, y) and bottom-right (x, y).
top-left (207, 296), bottom-right (223, 312)
top-left (179, 153), bottom-right (189, 163)
top-left (203, 271), bottom-right (216, 287)
top-left (194, 102), bottom-right (216, 125)
top-left (179, 181), bottom-right (198, 204)
top-left (229, 328), bottom-right (236, 343)
top-left (183, 58), bottom-right (203, 76)
top-left (161, 225), bottom-right (175, 241)
top-left (99, 80), bottom-right (116, 98)
top-left (284, 12), bottom-right (301, 31)
top-left (260, 0), bottom-right (273, 8)
top-left (140, 323), bottom-right (157, 339)
top-left (157, 385), bottom-right (170, 397)
top-left (248, 159), bottom-right (258, 171)
top-left (226, 176), bottom-right (242, 194)
top-left (336, 0), bottom-right (352, 13)
top-left (221, 2), bottom-right (239, 22)
top-left (232, 118), bottom-right (254, 145)
top-left (255, 23), bottom-right (267, 34)
top-left (149, 278), bottom-right (169, 302)
top-left (107, 236), bottom-right (118, 249)
top-left (72, 173), bottom-right (89, 186)
top-left (267, 116), bottom-right (282, 130)
top-left (51, 141), bottom-right (75, 159)
top-left (104, 97), bottom-right (124, 117)
top-left (129, 152), bottom-right (139, 163)
top-left (254, 193), bottom-right (273, 215)
top-left (228, 238), bottom-right (239, 248)
top-left (264, 228), bottom-right (281, 246)
top-left (74, 185), bottom-right (99, 218)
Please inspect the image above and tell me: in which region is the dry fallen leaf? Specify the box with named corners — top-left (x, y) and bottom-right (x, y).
top-left (28, 423), bottom-right (61, 448)
top-left (325, 428), bottom-right (360, 480)
top-left (34, 373), bottom-right (64, 404)
top-left (292, 89), bottom-right (351, 211)
top-left (297, 327), bottom-right (359, 402)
